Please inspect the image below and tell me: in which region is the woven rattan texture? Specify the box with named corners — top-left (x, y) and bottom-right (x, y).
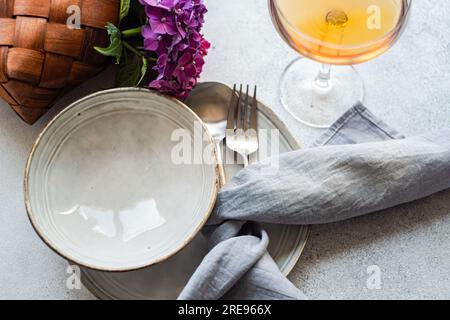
top-left (0, 0), bottom-right (119, 124)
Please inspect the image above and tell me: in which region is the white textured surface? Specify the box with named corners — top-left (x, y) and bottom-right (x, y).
top-left (1, 0), bottom-right (449, 299)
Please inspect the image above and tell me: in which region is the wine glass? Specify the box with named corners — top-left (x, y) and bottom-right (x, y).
top-left (269, 0), bottom-right (412, 128)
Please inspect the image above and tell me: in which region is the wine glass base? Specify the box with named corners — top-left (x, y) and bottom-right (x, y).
top-left (279, 57), bottom-right (365, 128)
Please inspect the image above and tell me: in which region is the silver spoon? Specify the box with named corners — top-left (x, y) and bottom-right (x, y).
top-left (185, 82), bottom-right (234, 186)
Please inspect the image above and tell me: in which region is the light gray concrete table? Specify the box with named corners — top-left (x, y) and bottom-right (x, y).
top-left (1, 0), bottom-right (449, 299)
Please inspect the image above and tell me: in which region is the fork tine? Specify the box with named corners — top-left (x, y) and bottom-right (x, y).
top-left (226, 84), bottom-right (237, 132)
top-left (243, 85), bottom-right (250, 132)
top-left (225, 84), bottom-right (259, 168)
top-left (250, 86), bottom-right (258, 132)
top-left (235, 84), bottom-right (243, 131)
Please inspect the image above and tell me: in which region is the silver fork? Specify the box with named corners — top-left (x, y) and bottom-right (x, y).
top-left (226, 84), bottom-right (259, 167)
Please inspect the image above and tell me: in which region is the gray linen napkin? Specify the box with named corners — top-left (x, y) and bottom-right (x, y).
top-left (178, 103), bottom-right (450, 300)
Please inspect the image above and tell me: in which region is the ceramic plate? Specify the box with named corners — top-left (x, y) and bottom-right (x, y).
top-left (24, 88), bottom-right (218, 272)
top-left (81, 83), bottom-right (309, 299)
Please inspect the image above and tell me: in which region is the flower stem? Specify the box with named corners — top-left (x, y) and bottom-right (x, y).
top-left (122, 27), bottom-right (142, 38)
top-left (123, 41), bottom-right (157, 62)
top-left (123, 41), bottom-right (144, 57)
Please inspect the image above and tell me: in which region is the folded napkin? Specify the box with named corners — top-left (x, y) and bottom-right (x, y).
top-left (178, 103), bottom-right (450, 300)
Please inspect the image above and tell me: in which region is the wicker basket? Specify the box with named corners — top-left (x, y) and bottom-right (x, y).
top-left (0, 0), bottom-right (119, 124)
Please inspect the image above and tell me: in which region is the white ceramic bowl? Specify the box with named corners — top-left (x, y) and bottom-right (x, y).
top-left (24, 88), bottom-right (218, 271)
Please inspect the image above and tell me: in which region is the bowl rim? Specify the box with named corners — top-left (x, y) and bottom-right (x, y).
top-left (23, 88), bottom-right (219, 272)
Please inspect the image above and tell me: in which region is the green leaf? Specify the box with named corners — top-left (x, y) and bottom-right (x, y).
top-left (137, 56), bottom-right (148, 86)
top-left (119, 0), bottom-right (131, 23)
top-left (116, 56), bottom-right (140, 87)
top-left (116, 53), bottom-right (148, 87)
top-left (94, 23), bottom-right (123, 64)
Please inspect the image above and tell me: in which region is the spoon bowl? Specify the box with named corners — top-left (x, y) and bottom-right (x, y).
top-left (186, 82), bottom-right (236, 185)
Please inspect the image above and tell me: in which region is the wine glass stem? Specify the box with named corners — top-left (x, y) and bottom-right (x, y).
top-left (313, 64), bottom-right (332, 93)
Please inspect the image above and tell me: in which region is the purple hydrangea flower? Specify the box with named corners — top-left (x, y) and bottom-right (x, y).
top-left (142, 25), bottom-right (161, 51)
top-left (140, 0), bottom-right (210, 100)
top-left (146, 6), bottom-right (178, 35)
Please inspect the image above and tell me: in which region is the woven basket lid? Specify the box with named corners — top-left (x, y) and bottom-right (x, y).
top-left (0, 0), bottom-right (119, 124)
